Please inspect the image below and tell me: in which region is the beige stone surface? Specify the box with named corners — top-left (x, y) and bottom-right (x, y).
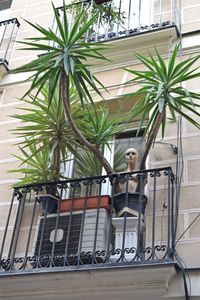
top-left (15, 228), bottom-right (37, 256)
top-left (16, 29), bottom-right (42, 43)
top-left (2, 83), bottom-right (30, 105)
top-left (24, 2), bottom-right (52, 19)
top-left (0, 142), bottom-right (20, 161)
top-left (188, 212), bottom-right (200, 238)
top-left (176, 241), bottom-right (200, 268)
top-left (0, 122), bottom-right (20, 140)
top-left (185, 76), bottom-right (200, 90)
top-left (0, 161), bottom-right (20, 181)
top-left (186, 115), bottom-right (200, 134)
top-left (182, 0), bottom-right (200, 5)
top-left (0, 183), bottom-right (14, 203)
top-left (182, 135), bottom-right (200, 157)
top-left (183, 6), bottom-right (200, 22)
top-left (0, 229), bottom-right (13, 256)
top-left (147, 188), bottom-right (172, 215)
top-left (182, 21), bottom-right (200, 33)
top-left (19, 12), bottom-right (53, 32)
top-left (187, 159), bottom-right (200, 182)
top-left (150, 142), bottom-right (177, 162)
top-left (0, 203), bottom-right (18, 227)
top-left (153, 0), bottom-right (171, 14)
top-left (96, 69), bottom-right (125, 89)
top-left (10, 56), bottom-right (37, 70)
top-left (20, 205), bottom-right (40, 227)
top-left (179, 185), bottom-right (200, 210)
top-left (0, 103), bottom-right (29, 123)
top-left (11, 0), bottom-right (28, 11)
top-left (146, 214), bottom-right (184, 245)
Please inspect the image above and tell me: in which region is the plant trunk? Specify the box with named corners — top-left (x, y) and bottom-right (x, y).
top-left (140, 110), bottom-right (165, 170)
top-left (55, 142), bottom-right (61, 178)
top-left (60, 71), bottom-right (114, 176)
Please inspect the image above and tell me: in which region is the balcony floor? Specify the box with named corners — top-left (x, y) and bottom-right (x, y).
top-left (0, 260), bottom-right (176, 300)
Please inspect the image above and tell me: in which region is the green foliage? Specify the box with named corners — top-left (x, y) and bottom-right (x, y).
top-left (12, 2), bottom-right (108, 105)
top-left (67, 0), bottom-right (126, 33)
top-left (9, 146), bottom-right (68, 186)
top-left (74, 146), bottom-right (125, 178)
top-left (77, 106), bottom-right (127, 148)
top-left (11, 83), bottom-right (126, 184)
top-left (126, 44), bottom-right (200, 145)
top-left (12, 85), bottom-right (78, 159)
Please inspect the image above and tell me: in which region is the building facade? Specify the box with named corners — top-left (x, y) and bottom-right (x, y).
top-left (0, 0), bottom-right (200, 299)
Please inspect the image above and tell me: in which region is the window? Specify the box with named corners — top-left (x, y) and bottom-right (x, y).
top-left (0, 0), bottom-right (12, 11)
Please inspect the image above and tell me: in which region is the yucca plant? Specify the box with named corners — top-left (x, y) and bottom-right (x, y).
top-left (126, 45), bottom-right (200, 170)
top-left (9, 145), bottom-right (68, 186)
top-left (11, 84), bottom-right (126, 185)
top-left (12, 1), bottom-right (118, 175)
top-left (12, 85), bottom-right (79, 177)
top-left (74, 146), bottom-right (125, 178)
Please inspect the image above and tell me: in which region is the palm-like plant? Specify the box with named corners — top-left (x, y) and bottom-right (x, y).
top-left (9, 146), bottom-right (67, 186)
top-left (12, 85), bottom-right (79, 177)
top-left (12, 84), bottom-right (126, 184)
top-left (126, 45), bottom-right (200, 170)
top-left (13, 2), bottom-right (115, 175)
top-left (74, 146), bottom-right (125, 178)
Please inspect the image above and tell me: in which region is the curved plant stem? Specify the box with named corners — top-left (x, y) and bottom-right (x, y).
top-left (60, 70), bottom-right (114, 175)
top-left (140, 109), bottom-right (165, 170)
top-left (55, 142), bottom-right (61, 178)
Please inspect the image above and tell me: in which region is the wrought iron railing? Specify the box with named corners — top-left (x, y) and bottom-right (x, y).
top-left (0, 167), bottom-right (175, 273)
top-left (0, 18), bottom-right (20, 67)
top-left (56, 0), bottom-right (180, 42)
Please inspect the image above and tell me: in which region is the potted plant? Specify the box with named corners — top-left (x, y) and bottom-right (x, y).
top-left (59, 146), bottom-right (125, 213)
top-left (11, 84), bottom-right (127, 214)
top-left (10, 85), bottom-right (78, 213)
top-left (67, 0), bottom-right (126, 39)
top-left (12, 4), bottom-right (200, 219)
top-left (114, 45), bottom-right (200, 217)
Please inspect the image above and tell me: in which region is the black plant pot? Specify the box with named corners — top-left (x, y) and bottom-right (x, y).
top-left (38, 196), bottom-right (58, 214)
top-left (114, 192), bottom-right (147, 220)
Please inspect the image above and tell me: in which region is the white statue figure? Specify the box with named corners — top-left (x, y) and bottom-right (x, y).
top-left (117, 148), bottom-right (139, 193)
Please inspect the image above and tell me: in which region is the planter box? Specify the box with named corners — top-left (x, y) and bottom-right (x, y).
top-left (114, 192), bottom-right (147, 220)
top-left (59, 195), bottom-right (111, 213)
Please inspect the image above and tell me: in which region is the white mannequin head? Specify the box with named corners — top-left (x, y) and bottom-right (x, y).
top-left (125, 148), bottom-right (139, 171)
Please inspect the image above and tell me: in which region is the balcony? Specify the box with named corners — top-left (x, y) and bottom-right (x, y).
top-left (55, 0), bottom-right (180, 68)
top-left (0, 167), bottom-right (177, 299)
top-left (0, 18), bottom-right (20, 78)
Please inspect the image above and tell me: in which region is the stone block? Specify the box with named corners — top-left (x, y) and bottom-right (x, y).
top-left (188, 212), bottom-right (200, 238)
top-left (0, 161), bottom-right (20, 181)
top-left (0, 203), bottom-right (18, 227)
top-left (187, 159), bottom-right (200, 182)
top-left (185, 115), bottom-right (200, 134)
top-left (176, 241), bottom-right (200, 268)
top-left (2, 83), bottom-right (30, 105)
top-left (182, 136), bottom-right (200, 157)
top-left (150, 142), bottom-right (177, 162)
top-left (179, 185), bottom-right (200, 210)
top-left (0, 183), bottom-right (14, 203)
top-left (146, 213), bottom-right (184, 245)
top-left (0, 142), bottom-right (19, 161)
top-left (96, 68), bottom-right (125, 89)
top-left (182, 21), bottom-right (200, 34)
top-left (183, 6), bottom-right (200, 22)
